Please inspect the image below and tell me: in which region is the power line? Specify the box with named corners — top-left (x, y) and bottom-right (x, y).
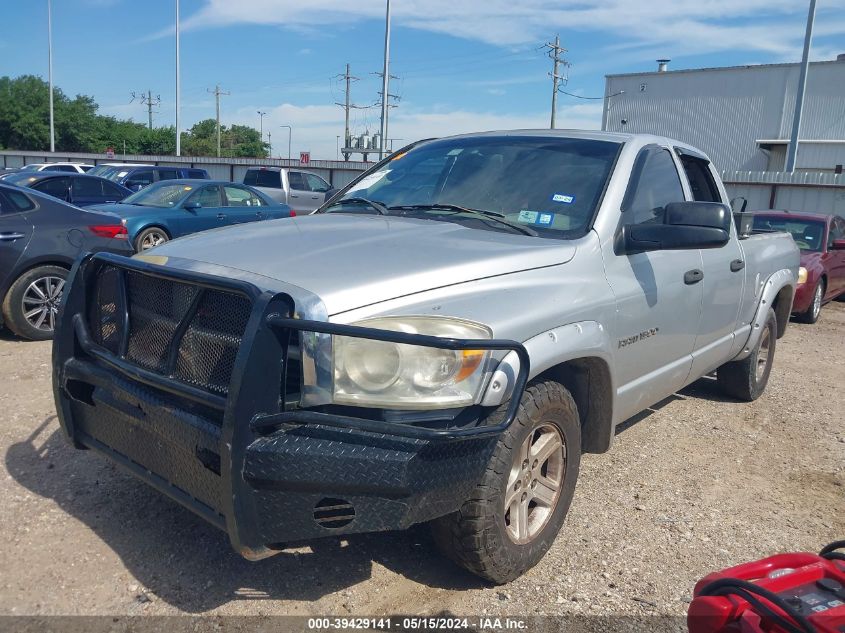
top-left (207, 84), bottom-right (229, 157)
top-left (130, 90), bottom-right (161, 129)
top-left (545, 35), bottom-right (570, 129)
top-left (558, 89), bottom-right (625, 100)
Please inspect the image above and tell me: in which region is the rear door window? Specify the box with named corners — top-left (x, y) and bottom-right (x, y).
top-left (678, 154), bottom-right (721, 203)
top-left (32, 176), bottom-right (72, 199)
top-left (71, 177), bottom-right (103, 197)
top-left (288, 171), bottom-right (307, 191)
top-left (223, 185), bottom-right (264, 207)
top-left (246, 169), bottom-right (281, 188)
top-left (156, 168), bottom-right (180, 181)
top-left (0, 189), bottom-right (36, 213)
top-left (186, 169), bottom-right (207, 179)
top-left (188, 185), bottom-right (223, 208)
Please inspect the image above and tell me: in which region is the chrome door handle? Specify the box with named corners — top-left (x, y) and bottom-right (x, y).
top-left (217, 213), bottom-right (226, 220)
top-left (0, 232), bottom-right (25, 241)
top-left (311, 195), bottom-right (319, 199)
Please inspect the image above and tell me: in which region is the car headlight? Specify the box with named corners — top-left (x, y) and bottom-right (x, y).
top-left (332, 316), bottom-right (492, 409)
top-left (797, 266), bottom-right (807, 285)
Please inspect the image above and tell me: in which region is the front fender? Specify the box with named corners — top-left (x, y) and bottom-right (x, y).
top-left (480, 320), bottom-right (615, 406)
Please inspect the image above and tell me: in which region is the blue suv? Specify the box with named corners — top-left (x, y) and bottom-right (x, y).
top-left (88, 164), bottom-right (210, 191)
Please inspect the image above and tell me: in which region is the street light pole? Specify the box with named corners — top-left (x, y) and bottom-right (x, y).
top-left (47, 0), bottom-right (55, 152)
top-left (280, 125), bottom-right (292, 160)
top-left (785, 0), bottom-right (817, 173)
top-left (257, 111), bottom-right (266, 139)
top-left (336, 135), bottom-right (340, 160)
top-left (175, 0), bottom-right (181, 156)
top-left (378, 0), bottom-right (391, 161)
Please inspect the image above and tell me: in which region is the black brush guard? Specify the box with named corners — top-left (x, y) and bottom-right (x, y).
top-left (53, 252), bottom-right (530, 559)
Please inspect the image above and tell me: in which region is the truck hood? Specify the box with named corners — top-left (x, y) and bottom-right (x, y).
top-left (149, 214), bottom-right (576, 315)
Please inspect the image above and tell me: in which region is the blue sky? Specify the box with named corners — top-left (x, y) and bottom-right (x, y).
top-left (2, 0), bottom-right (844, 159)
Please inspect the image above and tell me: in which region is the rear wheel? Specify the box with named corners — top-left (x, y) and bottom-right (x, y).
top-left (134, 227), bottom-right (170, 252)
top-left (431, 381), bottom-right (581, 584)
top-left (1, 265), bottom-right (68, 341)
top-left (795, 279), bottom-right (824, 324)
top-left (716, 307), bottom-right (777, 401)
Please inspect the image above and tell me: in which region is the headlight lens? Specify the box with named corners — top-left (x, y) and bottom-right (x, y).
top-left (333, 317), bottom-right (492, 409)
top-left (797, 266), bottom-right (807, 285)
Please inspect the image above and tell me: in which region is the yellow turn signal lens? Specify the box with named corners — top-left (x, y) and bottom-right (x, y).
top-left (797, 267), bottom-right (807, 285)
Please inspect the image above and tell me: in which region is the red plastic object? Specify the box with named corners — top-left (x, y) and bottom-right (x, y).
top-left (688, 552), bottom-right (845, 633)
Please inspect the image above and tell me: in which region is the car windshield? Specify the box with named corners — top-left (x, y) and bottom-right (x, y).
top-left (752, 215), bottom-right (825, 252)
top-left (324, 136), bottom-right (620, 238)
top-left (20, 164), bottom-right (42, 171)
top-left (122, 182), bottom-right (194, 208)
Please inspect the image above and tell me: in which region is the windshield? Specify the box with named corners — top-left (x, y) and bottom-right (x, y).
top-left (20, 164), bottom-right (42, 171)
top-left (328, 136), bottom-right (620, 238)
top-left (122, 182), bottom-right (194, 208)
top-left (752, 215), bottom-right (825, 252)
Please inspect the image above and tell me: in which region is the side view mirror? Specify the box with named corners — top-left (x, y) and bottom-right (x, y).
top-left (831, 239), bottom-right (845, 251)
top-left (183, 200), bottom-right (201, 211)
top-left (618, 201), bottom-right (731, 254)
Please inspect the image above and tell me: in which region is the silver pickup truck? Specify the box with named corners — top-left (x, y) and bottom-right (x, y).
top-left (52, 130), bottom-right (798, 584)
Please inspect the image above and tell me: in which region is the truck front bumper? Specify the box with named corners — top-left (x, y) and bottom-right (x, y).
top-left (53, 253), bottom-right (528, 558)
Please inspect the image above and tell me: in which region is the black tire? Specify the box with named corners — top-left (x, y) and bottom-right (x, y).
top-left (1, 265), bottom-right (68, 341)
top-left (795, 279), bottom-right (824, 324)
top-left (134, 226), bottom-right (170, 252)
top-left (431, 380), bottom-right (581, 584)
top-left (716, 307), bottom-right (777, 401)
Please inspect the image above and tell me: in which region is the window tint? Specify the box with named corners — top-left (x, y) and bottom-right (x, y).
top-left (127, 169), bottom-right (155, 187)
top-left (102, 181), bottom-right (128, 198)
top-left (305, 173), bottom-right (331, 192)
top-left (0, 188), bottom-right (36, 213)
top-left (288, 171), bottom-right (307, 190)
top-left (72, 176), bottom-right (103, 197)
top-left (245, 169), bottom-right (281, 188)
top-left (186, 169), bottom-right (207, 179)
top-left (623, 148), bottom-right (685, 225)
top-left (32, 176), bottom-right (71, 199)
top-left (188, 185), bottom-right (223, 208)
top-left (52, 165), bottom-right (78, 172)
top-left (679, 155), bottom-right (721, 203)
top-left (830, 217), bottom-right (845, 241)
top-left (156, 168), bottom-right (179, 181)
top-left (751, 216), bottom-right (825, 252)
top-left (224, 185), bottom-right (264, 207)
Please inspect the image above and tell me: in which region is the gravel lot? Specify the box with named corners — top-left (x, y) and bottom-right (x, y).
top-left (1, 303), bottom-right (843, 628)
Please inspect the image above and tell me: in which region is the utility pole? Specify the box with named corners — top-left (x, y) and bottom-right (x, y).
top-left (267, 130), bottom-right (272, 157)
top-left (378, 0), bottom-right (392, 160)
top-left (130, 91), bottom-right (161, 129)
top-left (175, 0), bottom-right (181, 156)
top-left (375, 72), bottom-right (400, 153)
top-left (786, 0), bottom-right (817, 173)
top-left (545, 35), bottom-right (569, 129)
top-left (257, 110), bottom-right (267, 139)
top-left (335, 64), bottom-right (366, 161)
top-left (279, 125), bottom-right (292, 160)
top-left (207, 84), bottom-right (229, 157)
top-left (47, 0), bottom-right (55, 152)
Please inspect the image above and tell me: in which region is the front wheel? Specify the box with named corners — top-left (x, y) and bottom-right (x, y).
top-left (431, 380), bottom-right (581, 584)
top-left (1, 265), bottom-right (68, 340)
top-left (795, 280), bottom-right (824, 324)
top-left (716, 307), bottom-right (777, 401)
top-left (134, 227), bottom-right (170, 252)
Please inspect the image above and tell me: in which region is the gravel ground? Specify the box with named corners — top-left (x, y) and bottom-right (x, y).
top-left (0, 303), bottom-right (843, 629)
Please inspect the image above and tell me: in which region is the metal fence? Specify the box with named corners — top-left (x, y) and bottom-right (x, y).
top-left (722, 170), bottom-right (845, 217)
top-left (0, 150), bottom-right (370, 189)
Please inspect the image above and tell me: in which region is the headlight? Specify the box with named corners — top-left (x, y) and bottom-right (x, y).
top-left (797, 266), bottom-right (807, 285)
top-left (333, 316), bottom-right (492, 409)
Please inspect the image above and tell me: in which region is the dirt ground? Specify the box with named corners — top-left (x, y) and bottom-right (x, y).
top-left (0, 303), bottom-right (843, 627)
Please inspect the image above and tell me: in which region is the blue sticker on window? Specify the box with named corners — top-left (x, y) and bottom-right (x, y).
top-left (538, 213), bottom-right (553, 226)
top-left (552, 193), bottom-right (575, 204)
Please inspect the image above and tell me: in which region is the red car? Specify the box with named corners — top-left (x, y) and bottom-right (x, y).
top-left (752, 211), bottom-right (845, 323)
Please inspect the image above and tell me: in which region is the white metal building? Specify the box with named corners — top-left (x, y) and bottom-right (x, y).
top-left (602, 57), bottom-right (845, 174)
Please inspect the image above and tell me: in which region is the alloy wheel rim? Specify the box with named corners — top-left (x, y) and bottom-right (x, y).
top-left (755, 327), bottom-right (771, 382)
top-left (504, 423), bottom-right (566, 545)
top-left (22, 275), bottom-right (65, 332)
top-left (141, 231), bottom-right (167, 250)
top-left (812, 284), bottom-right (822, 319)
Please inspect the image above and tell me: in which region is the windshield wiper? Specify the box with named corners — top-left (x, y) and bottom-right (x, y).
top-left (323, 197), bottom-right (388, 215)
top-left (388, 204), bottom-right (538, 236)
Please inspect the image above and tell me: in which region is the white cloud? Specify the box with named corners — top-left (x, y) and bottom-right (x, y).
top-left (227, 101), bottom-right (603, 160)
top-left (175, 0), bottom-right (844, 61)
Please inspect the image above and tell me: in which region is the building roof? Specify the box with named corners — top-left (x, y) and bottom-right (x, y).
top-left (605, 58), bottom-right (845, 79)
